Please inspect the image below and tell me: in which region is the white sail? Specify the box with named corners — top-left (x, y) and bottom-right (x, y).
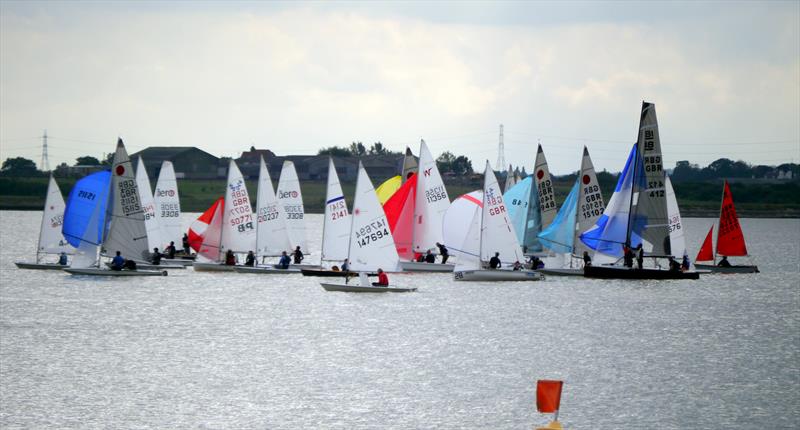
top-left (322, 158), bottom-right (350, 262)
top-left (102, 139), bottom-right (150, 262)
top-left (38, 175), bottom-right (72, 256)
top-left (504, 165), bottom-right (517, 193)
top-left (188, 197), bottom-right (224, 263)
top-left (402, 147), bottom-right (417, 183)
top-left (348, 162), bottom-right (399, 272)
top-left (135, 157), bottom-right (164, 251)
top-left (221, 159), bottom-right (256, 254)
top-left (633, 102), bottom-right (670, 255)
top-left (255, 156), bottom-right (292, 257)
top-left (534, 144), bottom-right (558, 229)
top-left (480, 161), bottom-right (525, 265)
top-left (575, 147), bottom-right (606, 256)
top-left (444, 191), bottom-right (483, 271)
top-left (276, 161), bottom-right (307, 251)
top-left (153, 161), bottom-right (182, 249)
top-left (412, 139), bottom-right (450, 253)
top-left (665, 175), bottom-right (686, 259)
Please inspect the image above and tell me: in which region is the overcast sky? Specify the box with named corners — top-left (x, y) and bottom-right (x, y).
top-left (1, 0), bottom-right (798, 175)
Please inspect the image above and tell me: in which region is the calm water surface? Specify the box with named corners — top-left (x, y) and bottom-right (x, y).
top-left (1, 211), bottom-right (798, 429)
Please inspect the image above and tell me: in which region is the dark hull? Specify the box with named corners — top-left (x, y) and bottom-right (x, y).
top-left (584, 265), bottom-right (700, 280)
top-left (300, 269), bottom-right (377, 278)
top-left (694, 264), bottom-right (759, 274)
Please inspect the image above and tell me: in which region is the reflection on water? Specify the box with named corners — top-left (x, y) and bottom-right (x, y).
top-left (1, 212), bottom-right (798, 429)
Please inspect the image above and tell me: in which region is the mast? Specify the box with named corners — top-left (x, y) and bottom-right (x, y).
top-left (714, 180), bottom-right (726, 263)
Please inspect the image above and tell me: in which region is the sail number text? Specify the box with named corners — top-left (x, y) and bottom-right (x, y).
top-left (538, 179), bottom-right (555, 210)
top-left (354, 219), bottom-right (390, 248)
top-left (425, 185), bottom-right (447, 204)
top-left (284, 204), bottom-right (304, 220)
top-left (118, 179), bottom-right (142, 215)
top-left (328, 200), bottom-right (348, 220)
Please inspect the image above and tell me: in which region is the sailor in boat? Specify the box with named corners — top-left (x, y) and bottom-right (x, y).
top-left (224, 249), bottom-right (236, 266)
top-left (111, 251), bottom-right (125, 271)
top-left (341, 258), bottom-right (349, 272)
top-left (371, 268), bottom-right (389, 287)
top-left (245, 251), bottom-right (255, 267)
top-left (681, 254), bottom-right (690, 271)
top-left (58, 252), bottom-right (68, 266)
top-left (436, 242), bottom-right (449, 264)
top-left (292, 246), bottom-right (304, 264)
top-left (718, 255), bottom-right (732, 267)
top-left (415, 253), bottom-right (425, 262)
top-left (424, 250), bottom-right (435, 263)
top-left (182, 233), bottom-right (190, 255)
top-left (582, 251), bottom-right (592, 267)
top-left (512, 261), bottom-right (523, 271)
top-left (164, 241), bottom-right (177, 259)
top-left (277, 251), bottom-right (291, 269)
top-left (668, 256), bottom-right (681, 272)
top-left (623, 246), bottom-right (634, 268)
top-left (151, 248), bottom-right (163, 265)
top-left (636, 244), bottom-right (644, 270)
top-left (123, 259), bottom-right (137, 270)
top-left (489, 252), bottom-right (501, 269)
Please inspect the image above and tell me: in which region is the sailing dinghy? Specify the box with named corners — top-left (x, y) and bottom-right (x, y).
top-left (192, 160), bottom-right (256, 272)
top-left (452, 161), bottom-right (542, 282)
top-left (537, 147), bottom-right (606, 276)
top-left (15, 174), bottom-right (75, 270)
top-left (319, 162), bottom-right (411, 291)
top-left (321, 272), bottom-right (417, 293)
top-left (64, 139), bottom-right (167, 276)
top-left (694, 181), bottom-right (759, 273)
top-left (580, 102), bottom-right (698, 280)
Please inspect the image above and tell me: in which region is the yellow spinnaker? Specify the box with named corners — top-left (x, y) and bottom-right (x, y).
top-left (375, 175), bottom-right (401, 205)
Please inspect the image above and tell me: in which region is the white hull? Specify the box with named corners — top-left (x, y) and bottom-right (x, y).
top-left (399, 261), bottom-right (455, 272)
top-left (537, 268), bottom-right (584, 277)
top-left (320, 283), bottom-right (417, 293)
top-left (104, 262), bottom-right (185, 270)
top-left (233, 266), bottom-right (302, 274)
top-left (15, 262), bottom-right (68, 270)
top-left (161, 258), bottom-right (194, 266)
top-left (64, 268), bottom-right (167, 276)
top-left (191, 262), bottom-right (237, 272)
top-left (454, 269), bottom-right (543, 282)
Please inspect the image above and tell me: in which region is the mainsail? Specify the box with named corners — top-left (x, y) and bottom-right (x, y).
top-left (135, 157), bottom-right (164, 251)
top-left (255, 156), bottom-right (292, 258)
top-left (480, 161), bottom-right (525, 265)
top-left (221, 159), bottom-right (256, 254)
top-left (347, 161), bottom-right (400, 272)
top-left (534, 145), bottom-right (558, 229)
top-left (504, 177), bottom-right (542, 253)
top-left (321, 157), bottom-right (350, 262)
top-left (412, 139), bottom-right (450, 254)
top-left (443, 190), bottom-right (482, 262)
top-left (154, 161), bottom-right (182, 249)
top-left (375, 176), bottom-right (401, 205)
top-left (102, 139), bottom-right (150, 262)
top-left (665, 175), bottom-right (687, 259)
top-left (38, 175), bottom-right (73, 258)
top-left (401, 147), bottom-right (417, 182)
top-left (537, 181), bottom-right (579, 254)
top-left (716, 180), bottom-right (748, 257)
top-left (276, 161), bottom-right (307, 251)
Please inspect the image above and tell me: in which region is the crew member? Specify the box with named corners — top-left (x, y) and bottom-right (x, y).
top-left (372, 268), bottom-right (389, 287)
top-left (489, 252), bottom-right (501, 269)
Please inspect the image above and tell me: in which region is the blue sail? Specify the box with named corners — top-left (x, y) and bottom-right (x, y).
top-left (503, 177), bottom-right (542, 253)
top-left (537, 180), bottom-right (579, 254)
top-left (62, 171), bottom-right (111, 248)
top-left (579, 145), bottom-right (646, 258)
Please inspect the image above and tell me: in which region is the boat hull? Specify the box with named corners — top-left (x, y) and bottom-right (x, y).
top-left (454, 269), bottom-right (543, 282)
top-left (537, 268), bottom-right (584, 277)
top-left (320, 283), bottom-right (417, 293)
top-left (15, 262), bottom-right (68, 270)
top-left (161, 258), bottom-right (194, 266)
top-left (191, 262), bottom-right (237, 272)
top-left (300, 269), bottom-right (377, 277)
top-left (233, 266), bottom-right (302, 274)
top-left (104, 262), bottom-right (185, 270)
top-left (64, 268), bottom-right (167, 276)
top-left (694, 264), bottom-right (759, 274)
top-left (583, 265), bottom-right (700, 280)
top-left (399, 261), bottom-right (455, 272)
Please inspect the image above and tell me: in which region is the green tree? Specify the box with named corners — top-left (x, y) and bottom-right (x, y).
top-left (75, 156), bottom-right (100, 166)
top-left (451, 155), bottom-right (473, 175)
top-left (436, 151), bottom-right (456, 173)
top-left (369, 142), bottom-right (387, 155)
top-left (1, 157), bottom-right (38, 176)
top-left (349, 141), bottom-right (366, 156)
top-left (318, 146), bottom-right (352, 157)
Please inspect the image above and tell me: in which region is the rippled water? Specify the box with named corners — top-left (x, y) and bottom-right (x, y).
top-left (1, 211), bottom-right (798, 429)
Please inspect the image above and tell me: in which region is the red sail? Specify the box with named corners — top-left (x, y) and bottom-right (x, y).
top-left (695, 226), bottom-right (714, 262)
top-left (716, 181), bottom-right (748, 257)
top-left (188, 197), bottom-right (224, 259)
top-left (536, 380), bottom-right (563, 413)
top-left (383, 173), bottom-right (417, 260)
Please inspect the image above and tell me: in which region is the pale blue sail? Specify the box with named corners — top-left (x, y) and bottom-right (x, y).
top-left (579, 144), bottom-right (646, 258)
top-left (503, 177), bottom-right (542, 253)
top-left (537, 180), bottom-right (579, 254)
top-left (62, 170), bottom-right (111, 248)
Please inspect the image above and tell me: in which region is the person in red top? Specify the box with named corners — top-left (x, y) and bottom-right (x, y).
top-left (372, 268), bottom-right (389, 287)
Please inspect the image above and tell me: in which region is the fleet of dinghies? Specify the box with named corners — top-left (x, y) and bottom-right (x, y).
top-left (16, 101), bottom-right (762, 286)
